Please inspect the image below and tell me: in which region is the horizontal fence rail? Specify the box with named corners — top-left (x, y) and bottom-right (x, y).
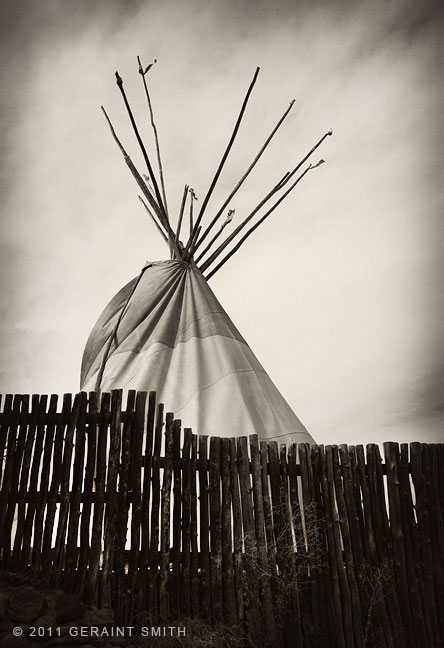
top-left (0, 390), bottom-right (443, 648)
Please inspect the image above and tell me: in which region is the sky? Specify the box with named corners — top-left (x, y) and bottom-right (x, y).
top-left (1, 0), bottom-right (443, 446)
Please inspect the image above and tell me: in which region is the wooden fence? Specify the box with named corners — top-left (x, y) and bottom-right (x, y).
top-left (0, 390), bottom-right (443, 648)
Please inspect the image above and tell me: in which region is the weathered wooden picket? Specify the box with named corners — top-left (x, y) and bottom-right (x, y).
top-left (0, 390), bottom-right (443, 647)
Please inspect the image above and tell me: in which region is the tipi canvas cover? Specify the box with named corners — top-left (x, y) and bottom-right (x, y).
top-left (81, 260), bottom-right (315, 444)
top-left (82, 63), bottom-right (331, 444)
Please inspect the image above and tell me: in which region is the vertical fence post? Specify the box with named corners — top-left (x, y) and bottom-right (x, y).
top-left (237, 436), bottom-right (262, 646)
top-left (75, 392), bottom-right (98, 595)
top-left (410, 442), bottom-right (442, 647)
top-left (429, 444), bottom-right (444, 639)
top-left (181, 428), bottom-right (192, 618)
top-left (126, 390), bottom-right (147, 624)
top-left (310, 444), bottom-right (333, 644)
top-left (102, 389), bottom-right (123, 608)
top-left (52, 393), bottom-right (81, 584)
top-left (209, 436), bottom-right (223, 624)
top-left (198, 435), bottom-right (211, 620)
top-left (11, 394), bottom-right (32, 570)
top-left (319, 445), bottom-right (346, 648)
top-left (85, 391), bottom-right (110, 606)
top-left (64, 392), bottom-right (88, 592)
top-left (0, 395), bottom-right (23, 553)
top-left (221, 437), bottom-right (236, 625)
top-left (138, 391), bottom-right (155, 613)
top-left (0, 395), bottom-right (13, 489)
top-left (31, 394), bottom-right (58, 574)
top-left (3, 395), bottom-right (30, 569)
top-left (229, 437), bottom-right (244, 625)
top-left (159, 412), bottom-right (174, 620)
top-left (190, 434), bottom-right (200, 618)
top-left (148, 402), bottom-right (164, 621)
top-left (250, 435), bottom-right (277, 643)
top-left (114, 390), bottom-right (136, 622)
top-left (41, 394), bottom-right (72, 574)
top-left (170, 418), bottom-right (182, 617)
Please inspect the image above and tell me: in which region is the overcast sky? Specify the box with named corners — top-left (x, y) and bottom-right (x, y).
top-left (1, 0), bottom-right (443, 445)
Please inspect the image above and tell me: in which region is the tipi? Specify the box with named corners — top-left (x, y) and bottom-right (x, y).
top-left (81, 61), bottom-right (332, 444)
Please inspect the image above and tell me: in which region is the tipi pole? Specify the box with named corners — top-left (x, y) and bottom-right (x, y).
top-left (101, 108), bottom-right (169, 233)
top-left (115, 71), bottom-right (168, 222)
top-left (193, 98), bottom-right (296, 257)
top-left (138, 196), bottom-right (169, 245)
top-left (184, 226), bottom-right (201, 262)
top-left (198, 171), bottom-right (293, 273)
top-left (101, 107), bottom-right (181, 258)
top-left (175, 184), bottom-right (189, 249)
top-left (183, 189), bottom-right (198, 259)
top-left (199, 130), bottom-right (332, 272)
top-left (204, 164), bottom-right (315, 279)
top-left (274, 129), bottom-right (332, 192)
top-left (195, 209), bottom-right (234, 264)
top-left (137, 56), bottom-right (169, 217)
top-left (197, 170), bottom-right (287, 267)
top-left (189, 188), bottom-right (196, 235)
top-left (189, 67), bottom-right (260, 246)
